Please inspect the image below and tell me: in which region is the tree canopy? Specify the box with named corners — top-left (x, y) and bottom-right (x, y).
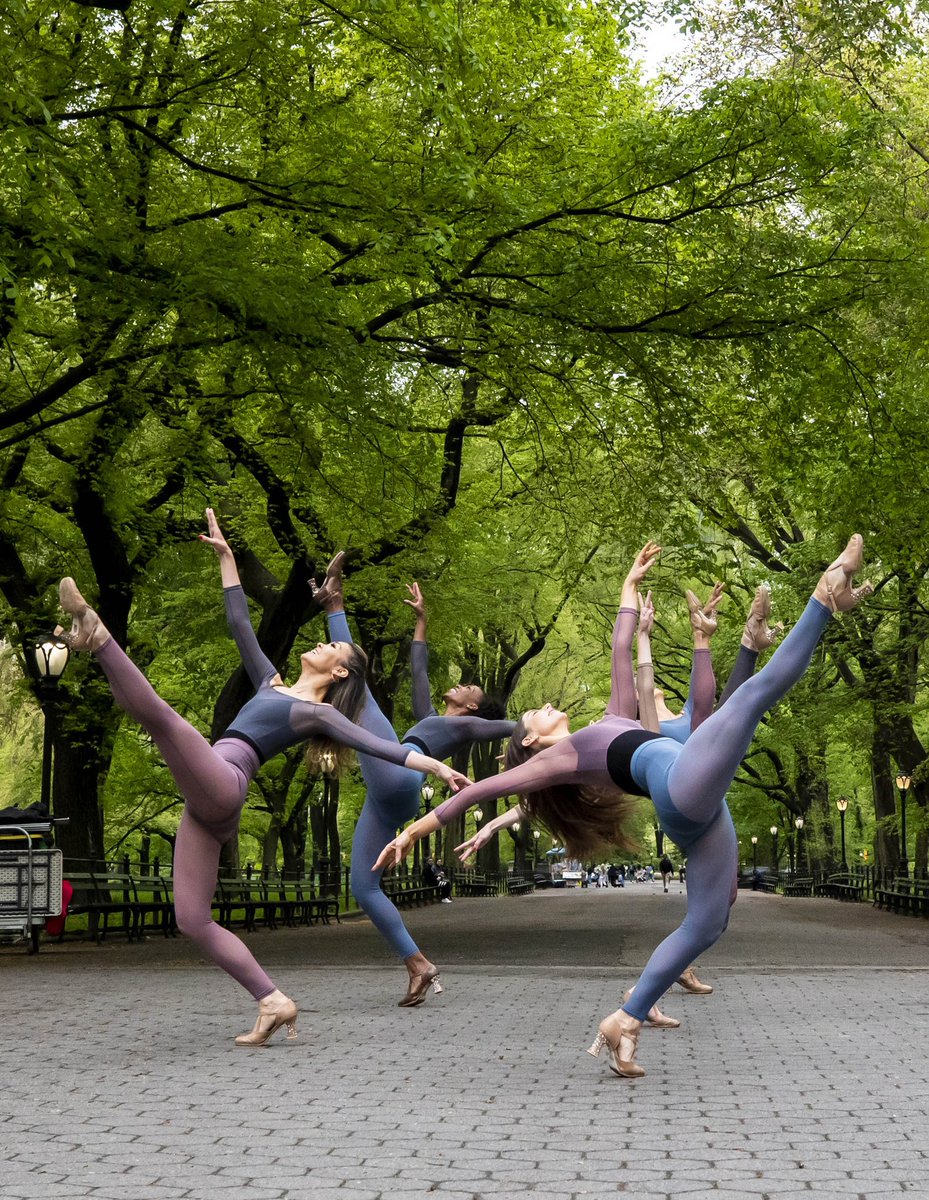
top-left (3, 0), bottom-right (929, 875)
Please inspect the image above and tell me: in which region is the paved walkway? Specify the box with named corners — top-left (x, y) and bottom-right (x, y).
top-left (2, 884), bottom-right (928, 1199)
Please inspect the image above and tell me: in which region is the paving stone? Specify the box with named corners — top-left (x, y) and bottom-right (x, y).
top-left (2, 886), bottom-right (928, 1199)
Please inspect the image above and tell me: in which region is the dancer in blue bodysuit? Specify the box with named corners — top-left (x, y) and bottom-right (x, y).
top-left (375, 536), bottom-right (872, 1077)
top-left (312, 560), bottom-right (514, 1006)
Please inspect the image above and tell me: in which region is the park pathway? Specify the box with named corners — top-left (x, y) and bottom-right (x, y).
top-left (2, 883), bottom-right (928, 1199)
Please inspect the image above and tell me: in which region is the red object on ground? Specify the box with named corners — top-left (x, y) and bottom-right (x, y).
top-left (45, 878), bottom-right (73, 937)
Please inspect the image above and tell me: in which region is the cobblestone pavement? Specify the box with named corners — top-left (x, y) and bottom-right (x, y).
top-left (2, 885), bottom-right (928, 1199)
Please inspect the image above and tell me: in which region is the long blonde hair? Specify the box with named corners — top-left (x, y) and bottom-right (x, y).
top-left (504, 717), bottom-right (640, 859)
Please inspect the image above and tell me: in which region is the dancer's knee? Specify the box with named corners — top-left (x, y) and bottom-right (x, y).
top-left (350, 867), bottom-right (381, 908)
top-left (173, 900), bottom-right (215, 941)
top-left (682, 906), bottom-right (730, 951)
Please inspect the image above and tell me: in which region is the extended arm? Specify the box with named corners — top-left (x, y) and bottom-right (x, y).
top-left (455, 805), bottom-right (525, 863)
top-left (404, 583), bottom-right (437, 720)
top-left (200, 508), bottom-right (276, 689)
top-left (635, 590), bottom-right (660, 734)
top-left (442, 715), bottom-right (517, 744)
top-left (292, 702), bottom-right (468, 787)
top-left (607, 541), bottom-right (661, 719)
top-left (372, 742), bottom-right (578, 869)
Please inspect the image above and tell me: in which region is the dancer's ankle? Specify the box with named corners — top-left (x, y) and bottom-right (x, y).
top-left (404, 952), bottom-right (432, 979)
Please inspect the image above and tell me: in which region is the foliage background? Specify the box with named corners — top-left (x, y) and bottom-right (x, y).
top-left (3, 0), bottom-right (929, 877)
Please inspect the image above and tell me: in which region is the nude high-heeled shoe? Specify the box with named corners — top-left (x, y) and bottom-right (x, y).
top-left (57, 579), bottom-right (109, 652)
top-left (309, 552), bottom-right (346, 612)
top-left (587, 1010), bottom-right (646, 1078)
top-left (685, 589), bottom-right (718, 636)
top-left (398, 968), bottom-right (444, 1008)
top-left (813, 535), bottom-right (873, 614)
top-left (741, 584), bottom-right (784, 652)
top-left (676, 967), bottom-right (713, 994)
top-left (234, 992), bottom-right (298, 1047)
top-left (622, 986), bottom-right (680, 1029)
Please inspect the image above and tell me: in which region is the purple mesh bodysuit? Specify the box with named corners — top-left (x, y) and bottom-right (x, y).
top-left (93, 585), bottom-right (414, 999)
top-left (432, 597), bottom-right (834, 1021)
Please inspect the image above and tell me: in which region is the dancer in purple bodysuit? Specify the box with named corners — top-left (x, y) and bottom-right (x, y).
top-left (375, 537), bottom-right (871, 1078)
top-left (57, 510), bottom-right (466, 1047)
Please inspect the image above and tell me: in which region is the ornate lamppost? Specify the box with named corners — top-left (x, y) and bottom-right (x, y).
top-left (751, 835), bottom-right (758, 873)
top-left (836, 797), bottom-right (848, 870)
top-left (794, 815), bottom-right (804, 875)
top-left (34, 634), bottom-right (70, 817)
top-left (420, 782), bottom-right (435, 862)
top-left (895, 774), bottom-right (911, 876)
top-left (770, 824), bottom-right (779, 873)
top-left (532, 828), bottom-right (540, 868)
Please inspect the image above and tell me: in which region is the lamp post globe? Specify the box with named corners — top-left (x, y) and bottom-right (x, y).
top-left (34, 634), bottom-right (70, 819)
top-left (895, 774), bottom-right (911, 876)
top-left (836, 797), bottom-right (849, 870)
top-left (420, 782), bottom-right (435, 858)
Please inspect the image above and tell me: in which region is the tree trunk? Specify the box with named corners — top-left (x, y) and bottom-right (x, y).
top-left (53, 729), bottom-right (107, 867)
top-left (870, 728), bottom-right (899, 871)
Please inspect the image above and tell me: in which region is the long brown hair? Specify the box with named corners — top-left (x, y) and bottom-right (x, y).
top-left (504, 717), bottom-right (640, 860)
top-left (304, 642), bottom-right (369, 777)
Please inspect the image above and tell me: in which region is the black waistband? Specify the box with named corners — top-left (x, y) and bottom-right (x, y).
top-left (403, 735), bottom-right (429, 755)
top-left (218, 730), bottom-right (266, 765)
top-left (606, 729), bottom-right (663, 796)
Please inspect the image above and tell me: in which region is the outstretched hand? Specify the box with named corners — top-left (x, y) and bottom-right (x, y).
top-left (403, 581), bottom-right (426, 619)
top-left (455, 825), bottom-right (496, 863)
top-left (199, 508), bottom-right (233, 559)
top-left (438, 764), bottom-right (471, 793)
top-left (628, 540), bottom-right (661, 584)
top-left (372, 830), bottom-right (414, 872)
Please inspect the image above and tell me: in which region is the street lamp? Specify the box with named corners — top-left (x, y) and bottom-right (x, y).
top-left (895, 774), bottom-right (911, 876)
top-left (750, 835), bottom-right (758, 873)
top-left (794, 816), bottom-right (804, 874)
top-left (421, 782), bottom-right (435, 859)
top-left (770, 824), bottom-right (779, 871)
top-left (836, 797), bottom-right (848, 870)
top-left (532, 828), bottom-right (540, 867)
top-left (34, 634), bottom-right (70, 818)
top-left (471, 807), bottom-right (484, 866)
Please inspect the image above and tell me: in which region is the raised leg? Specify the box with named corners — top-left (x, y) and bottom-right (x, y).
top-left (665, 598), bottom-right (832, 826)
top-left (95, 639), bottom-right (246, 827)
top-left (716, 645), bottom-right (759, 709)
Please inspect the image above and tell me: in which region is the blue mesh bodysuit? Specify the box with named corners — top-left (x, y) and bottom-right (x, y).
top-left (432, 598), bottom-right (833, 1020)
top-left (328, 617), bottom-right (513, 959)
